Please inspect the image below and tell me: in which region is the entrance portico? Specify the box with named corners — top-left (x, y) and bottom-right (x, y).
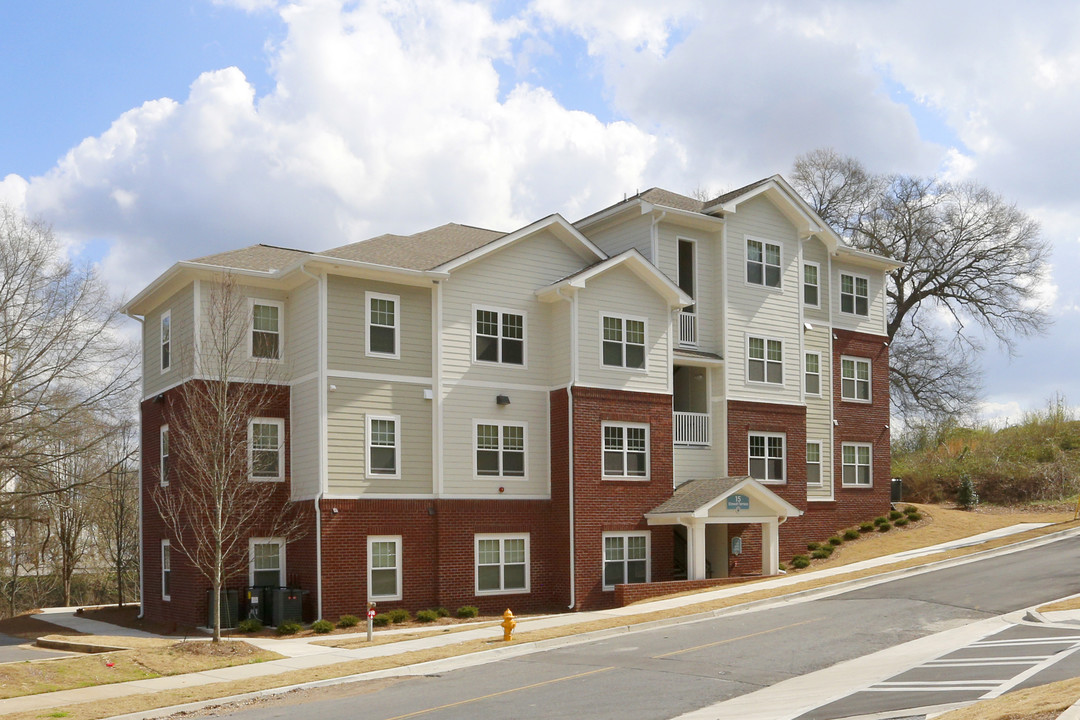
top-left (645, 476), bottom-right (803, 578)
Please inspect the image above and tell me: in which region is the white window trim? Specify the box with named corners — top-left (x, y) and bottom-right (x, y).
top-left (601, 421), bottom-right (651, 481)
top-left (249, 299), bottom-right (284, 362)
top-left (248, 536), bottom-right (286, 587)
top-left (806, 440), bottom-right (824, 487)
top-left (804, 351), bottom-right (822, 397)
top-left (365, 414), bottom-right (401, 480)
top-left (839, 272), bottom-right (870, 317)
top-left (160, 425), bottom-right (170, 487)
top-left (746, 334), bottom-right (785, 386)
top-left (749, 431), bottom-right (787, 484)
top-left (745, 236), bottom-right (783, 290)
top-left (472, 420), bottom-right (528, 480)
top-left (160, 309), bottom-right (172, 374)
top-left (474, 533), bottom-right (531, 596)
top-left (677, 236), bottom-right (698, 311)
top-left (368, 535), bottom-right (402, 601)
top-left (472, 304), bottom-right (528, 368)
top-left (601, 531), bottom-right (651, 591)
top-left (599, 311), bottom-right (649, 373)
top-left (803, 261), bottom-right (821, 308)
top-left (365, 291), bottom-right (400, 359)
top-left (841, 442), bottom-right (874, 488)
top-left (161, 539), bottom-right (171, 602)
top-left (249, 418), bottom-right (285, 482)
top-left (840, 355), bottom-right (873, 403)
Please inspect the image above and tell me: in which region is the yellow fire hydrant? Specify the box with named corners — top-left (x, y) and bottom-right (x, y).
top-left (501, 608), bottom-right (516, 641)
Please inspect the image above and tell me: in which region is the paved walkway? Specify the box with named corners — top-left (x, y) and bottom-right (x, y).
top-left (0, 521), bottom-right (1070, 719)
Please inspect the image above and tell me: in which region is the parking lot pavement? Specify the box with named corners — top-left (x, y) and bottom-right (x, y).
top-left (0, 632), bottom-right (74, 663)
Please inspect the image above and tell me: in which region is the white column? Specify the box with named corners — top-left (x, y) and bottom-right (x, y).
top-left (762, 519), bottom-right (779, 576)
top-left (690, 520), bottom-right (707, 581)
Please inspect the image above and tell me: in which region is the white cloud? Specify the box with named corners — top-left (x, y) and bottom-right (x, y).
top-left (0, 174), bottom-right (28, 213)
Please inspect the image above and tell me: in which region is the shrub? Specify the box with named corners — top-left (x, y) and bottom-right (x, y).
top-left (337, 614), bottom-right (360, 628)
top-left (778, 562), bottom-right (787, 571)
top-left (907, 512), bottom-right (923, 522)
top-left (807, 541), bottom-right (821, 551)
top-left (859, 522), bottom-right (874, 533)
top-left (888, 510), bottom-right (903, 521)
top-left (416, 609), bottom-right (439, 623)
top-left (811, 549), bottom-right (831, 559)
top-left (843, 529), bottom-right (860, 541)
top-left (435, 607), bottom-right (450, 618)
top-left (372, 613), bottom-right (391, 627)
top-left (827, 536), bottom-right (843, 546)
top-left (903, 505), bottom-right (919, 516)
top-left (790, 555), bottom-right (811, 569)
top-left (873, 516), bottom-right (889, 526)
top-left (877, 523), bottom-right (892, 533)
top-left (957, 475), bottom-right (979, 510)
top-left (387, 609), bottom-right (411, 624)
top-left (456, 605), bottom-right (479, 619)
top-left (312, 619), bottom-right (334, 634)
top-left (237, 618), bottom-right (262, 633)
top-left (893, 517), bottom-right (909, 527)
top-left (276, 621), bottom-right (302, 635)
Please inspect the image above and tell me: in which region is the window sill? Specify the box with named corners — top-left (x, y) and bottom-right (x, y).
top-left (746, 380), bottom-right (785, 388)
top-left (757, 479), bottom-right (787, 485)
top-left (602, 476), bottom-right (650, 482)
top-left (841, 483), bottom-right (873, 489)
top-left (744, 281), bottom-right (784, 293)
top-left (472, 359), bottom-right (528, 369)
top-left (369, 594), bottom-right (402, 602)
top-left (365, 351), bottom-right (400, 360)
top-left (365, 473), bottom-right (401, 481)
top-left (475, 476), bottom-right (529, 482)
top-left (249, 477), bottom-right (285, 483)
top-left (601, 364), bottom-right (649, 374)
top-left (475, 587), bottom-right (530, 597)
top-left (840, 397), bottom-right (873, 404)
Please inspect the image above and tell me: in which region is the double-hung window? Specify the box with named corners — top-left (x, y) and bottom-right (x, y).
top-left (842, 443), bottom-right (873, 487)
top-left (603, 533), bottom-right (649, 589)
top-left (249, 419), bottom-right (284, 480)
top-left (250, 538), bottom-right (284, 587)
top-left (840, 273), bottom-right (869, 316)
top-left (602, 315), bottom-right (646, 370)
top-left (803, 262), bottom-right (820, 307)
top-left (807, 441), bottom-right (822, 486)
top-left (804, 352), bottom-right (821, 395)
top-left (160, 310), bottom-right (171, 372)
top-left (251, 300), bottom-right (282, 360)
top-left (368, 536), bottom-right (402, 601)
top-left (748, 336), bottom-right (783, 384)
top-left (475, 307), bottom-right (525, 365)
top-left (366, 415), bottom-right (400, 478)
top-left (366, 292), bottom-right (399, 358)
top-left (841, 357), bottom-right (871, 402)
top-left (747, 238), bottom-right (781, 288)
top-left (475, 534), bottom-right (529, 594)
top-left (749, 433), bottom-right (785, 483)
top-left (602, 423), bottom-right (649, 479)
top-left (160, 425), bottom-right (170, 486)
top-left (475, 422), bottom-right (526, 478)
top-left (161, 540), bottom-right (171, 601)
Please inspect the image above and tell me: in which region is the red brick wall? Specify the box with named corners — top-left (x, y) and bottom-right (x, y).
top-left (614, 575), bottom-right (761, 606)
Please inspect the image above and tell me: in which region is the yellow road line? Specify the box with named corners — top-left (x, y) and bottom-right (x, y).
top-left (380, 665), bottom-right (617, 720)
top-left (653, 617), bottom-right (824, 658)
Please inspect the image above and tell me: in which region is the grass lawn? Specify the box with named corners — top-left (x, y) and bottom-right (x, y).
top-left (935, 676), bottom-right (1080, 720)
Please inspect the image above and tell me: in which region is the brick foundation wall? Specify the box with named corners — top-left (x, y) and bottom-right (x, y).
top-left (614, 575), bottom-right (762, 606)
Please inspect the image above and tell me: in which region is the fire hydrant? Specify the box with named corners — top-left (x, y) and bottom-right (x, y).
top-left (501, 608), bottom-right (516, 641)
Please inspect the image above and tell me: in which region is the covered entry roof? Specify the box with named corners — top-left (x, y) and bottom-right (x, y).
top-left (645, 476), bottom-right (803, 521)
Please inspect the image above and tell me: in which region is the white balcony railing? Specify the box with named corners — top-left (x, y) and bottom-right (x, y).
top-left (678, 311), bottom-right (698, 347)
top-left (673, 411), bottom-right (710, 446)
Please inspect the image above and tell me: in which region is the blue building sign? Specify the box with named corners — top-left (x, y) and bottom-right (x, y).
top-left (726, 494), bottom-right (750, 512)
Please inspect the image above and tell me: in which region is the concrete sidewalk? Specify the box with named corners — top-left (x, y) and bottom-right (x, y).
top-left (0, 521), bottom-right (1071, 719)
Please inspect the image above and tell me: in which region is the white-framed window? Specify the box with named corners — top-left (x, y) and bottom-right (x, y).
top-left (249, 418), bottom-right (285, 481)
top-left (475, 534), bottom-right (530, 595)
top-left (749, 432), bottom-right (786, 483)
top-left (475, 421), bottom-right (526, 478)
top-left (366, 291), bottom-right (399, 358)
top-left (160, 310), bottom-right (171, 373)
top-left (841, 356), bottom-right (872, 402)
top-left (160, 425), bottom-right (170, 486)
top-left (803, 262), bottom-right (820, 307)
top-left (601, 314), bottom-right (647, 370)
top-left (603, 532), bottom-right (649, 590)
top-left (804, 352), bottom-right (821, 396)
top-left (747, 237), bottom-right (782, 288)
top-left (366, 415), bottom-right (400, 479)
top-left (368, 535), bottom-right (402, 601)
top-left (807, 441), bottom-right (823, 486)
top-left (748, 336), bottom-right (783, 385)
top-left (161, 539), bottom-right (171, 601)
top-left (250, 300), bottom-right (283, 360)
top-left (840, 273), bottom-right (869, 316)
top-left (842, 443), bottom-right (873, 487)
top-left (677, 237), bottom-right (697, 312)
top-left (249, 537), bottom-right (285, 587)
top-left (474, 306), bottom-right (525, 366)
top-left (602, 422), bottom-right (649, 479)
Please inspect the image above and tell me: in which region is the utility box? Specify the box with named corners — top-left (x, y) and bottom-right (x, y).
top-left (270, 588), bottom-right (304, 626)
top-left (207, 588), bottom-right (240, 629)
top-left (246, 586), bottom-right (273, 624)
top-left (891, 478), bottom-right (903, 503)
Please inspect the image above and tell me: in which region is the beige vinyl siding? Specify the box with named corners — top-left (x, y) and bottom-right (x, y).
top-left (802, 237), bottom-right (830, 326)
top-left (584, 214), bottom-right (653, 261)
top-left (804, 328), bottom-right (832, 500)
top-left (290, 378), bottom-right (320, 499)
top-left (195, 282), bottom-right (290, 382)
top-left (326, 276), bottom-right (432, 376)
top-left (287, 279), bottom-right (319, 379)
top-left (576, 265), bottom-right (671, 394)
top-left (548, 300), bottom-right (572, 387)
top-left (441, 230), bottom-right (586, 385)
top-left (724, 195), bottom-right (803, 405)
top-left (441, 384), bottom-right (550, 497)
top-left (144, 283), bottom-right (194, 397)
top-left (327, 376), bottom-right (433, 495)
top-left (658, 224), bottom-right (721, 355)
top-left (832, 262), bottom-right (887, 336)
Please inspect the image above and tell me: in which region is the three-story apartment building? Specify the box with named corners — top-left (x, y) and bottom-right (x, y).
top-left (125, 176), bottom-right (902, 625)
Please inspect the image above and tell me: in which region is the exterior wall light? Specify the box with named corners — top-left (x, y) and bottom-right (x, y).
top-left (496, 394), bottom-right (511, 405)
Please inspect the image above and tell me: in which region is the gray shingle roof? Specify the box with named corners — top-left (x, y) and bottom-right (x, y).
top-left (637, 188), bottom-right (705, 213)
top-left (189, 244), bottom-right (312, 272)
top-left (649, 476), bottom-right (752, 514)
top-left (320, 223), bottom-right (507, 271)
top-left (702, 177), bottom-right (775, 210)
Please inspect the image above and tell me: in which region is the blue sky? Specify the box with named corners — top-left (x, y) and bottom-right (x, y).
top-left (3, 0), bottom-right (1079, 424)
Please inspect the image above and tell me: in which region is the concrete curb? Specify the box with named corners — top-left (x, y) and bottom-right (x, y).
top-left (1058, 697), bottom-right (1080, 720)
top-left (36, 636), bottom-right (131, 654)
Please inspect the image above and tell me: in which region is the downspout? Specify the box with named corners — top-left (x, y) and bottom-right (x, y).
top-left (125, 311), bottom-right (146, 619)
top-left (299, 265), bottom-right (324, 620)
top-left (556, 287), bottom-right (577, 609)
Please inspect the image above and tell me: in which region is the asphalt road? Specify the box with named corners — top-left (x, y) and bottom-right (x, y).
top-left (197, 535), bottom-right (1080, 720)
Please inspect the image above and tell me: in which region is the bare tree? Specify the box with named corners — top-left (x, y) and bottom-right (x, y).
top-left (93, 429), bottom-right (139, 607)
top-left (152, 277), bottom-right (305, 641)
top-left (791, 148), bottom-right (1051, 423)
